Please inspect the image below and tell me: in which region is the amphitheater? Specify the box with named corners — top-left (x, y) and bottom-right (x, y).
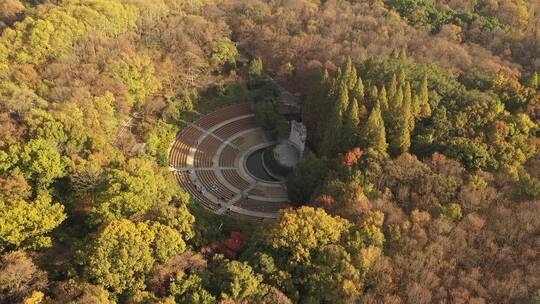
top-left (169, 103), bottom-right (292, 220)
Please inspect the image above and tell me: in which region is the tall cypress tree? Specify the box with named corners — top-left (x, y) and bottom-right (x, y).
top-left (413, 94), bottom-right (421, 118)
top-left (337, 81), bottom-right (349, 114)
top-left (391, 117), bottom-right (411, 155)
top-left (331, 68), bottom-right (342, 96)
top-left (403, 82), bottom-right (414, 132)
top-left (360, 101), bottom-right (387, 153)
top-left (385, 85), bottom-right (403, 149)
top-left (388, 74), bottom-right (397, 101)
top-left (390, 83), bottom-right (413, 155)
top-left (349, 66), bottom-right (358, 89)
top-left (419, 74), bottom-right (432, 118)
top-left (321, 102), bottom-right (343, 156)
top-left (388, 85), bottom-right (403, 123)
top-left (303, 69), bottom-right (331, 150)
top-left (352, 76), bottom-right (365, 103)
top-left (378, 85), bottom-right (389, 117)
top-left (342, 98), bottom-right (360, 150)
top-left (397, 69), bottom-right (406, 88)
top-left (369, 85), bottom-right (378, 108)
top-left (358, 104), bottom-right (368, 129)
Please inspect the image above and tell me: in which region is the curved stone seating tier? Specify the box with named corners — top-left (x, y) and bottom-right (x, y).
top-left (174, 171), bottom-right (218, 211)
top-left (249, 184), bottom-right (288, 199)
top-left (169, 126), bottom-right (204, 168)
top-left (219, 145), bottom-right (236, 167)
top-left (195, 170), bottom-right (236, 200)
top-left (235, 198), bottom-right (291, 213)
top-left (213, 116), bottom-right (258, 140)
top-left (194, 136), bottom-right (221, 167)
top-left (169, 102), bottom-right (290, 220)
top-left (248, 188), bottom-right (265, 196)
top-left (196, 103), bottom-right (252, 129)
top-left (222, 169), bottom-right (251, 192)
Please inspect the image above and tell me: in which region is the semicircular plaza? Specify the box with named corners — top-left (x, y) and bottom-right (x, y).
top-left (169, 103), bottom-right (291, 220)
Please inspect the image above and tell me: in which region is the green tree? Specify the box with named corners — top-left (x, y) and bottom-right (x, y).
top-left (359, 103), bottom-right (388, 153)
top-left (419, 74), bottom-right (432, 117)
top-left (214, 260), bottom-right (267, 301)
top-left (321, 102), bottom-right (343, 156)
top-left (378, 85), bottom-right (389, 116)
top-left (254, 100), bottom-right (289, 140)
top-left (342, 57), bottom-right (354, 86)
top-left (304, 245), bottom-right (362, 302)
top-left (388, 74), bottom-right (398, 100)
top-left (4, 138), bottom-right (66, 190)
top-left (368, 85), bottom-right (378, 108)
top-left (155, 204), bottom-right (195, 241)
top-left (211, 38), bottom-right (238, 68)
top-left (170, 272), bottom-right (215, 304)
top-left (404, 82), bottom-right (414, 131)
top-left (248, 57), bottom-right (263, 79)
top-left (86, 219), bottom-right (155, 294)
top-left (352, 76), bottom-right (364, 101)
top-left (287, 155), bottom-right (330, 204)
top-left (342, 98), bottom-right (360, 150)
top-left (0, 194), bottom-right (65, 251)
top-left (146, 121), bottom-right (178, 166)
top-left (390, 85), bottom-right (413, 155)
top-left (303, 69), bottom-right (332, 149)
top-left (90, 158), bottom-right (178, 225)
top-left (391, 120), bottom-right (411, 155)
top-left (445, 137), bottom-right (495, 170)
top-left (150, 222), bottom-right (187, 264)
top-left (105, 53), bottom-right (161, 107)
top-left (336, 81), bottom-right (350, 113)
top-left (267, 207), bottom-right (351, 264)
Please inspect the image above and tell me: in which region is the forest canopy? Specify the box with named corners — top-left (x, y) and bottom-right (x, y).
top-left (0, 0), bottom-right (539, 303)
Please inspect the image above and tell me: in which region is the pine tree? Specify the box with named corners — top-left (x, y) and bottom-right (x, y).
top-left (352, 76), bottom-right (365, 102)
top-left (331, 68), bottom-right (342, 96)
top-left (321, 102), bottom-right (343, 156)
top-left (342, 98), bottom-right (360, 150)
top-left (358, 104), bottom-right (368, 128)
top-left (391, 118), bottom-right (411, 155)
top-left (403, 82), bottom-right (414, 131)
top-left (360, 102), bottom-right (387, 153)
top-left (385, 85), bottom-right (403, 149)
top-left (369, 85), bottom-right (378, 108)
top-left (390, 84), bottom-right (413, 155)
top-left (349, 66), bottom-right (358, 89)
top-left (397, 69), bottom-right (406, 87)
top-left (378, 85), bottom-right (389, 116)
top-left (388, 74), bottom-right (397, 101)
top-left (337, 81), bottom-right (349, 114)
top-left (419, 74), bottom-right (432, 118)
top-left (248, 57), bottom-right (263, 79)
top-left (388, 85), bottom-right (403, 121)
top-left (303, 69), bottom-right (331, 150)
top-left (413, 94), bottom-right (421, 118)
